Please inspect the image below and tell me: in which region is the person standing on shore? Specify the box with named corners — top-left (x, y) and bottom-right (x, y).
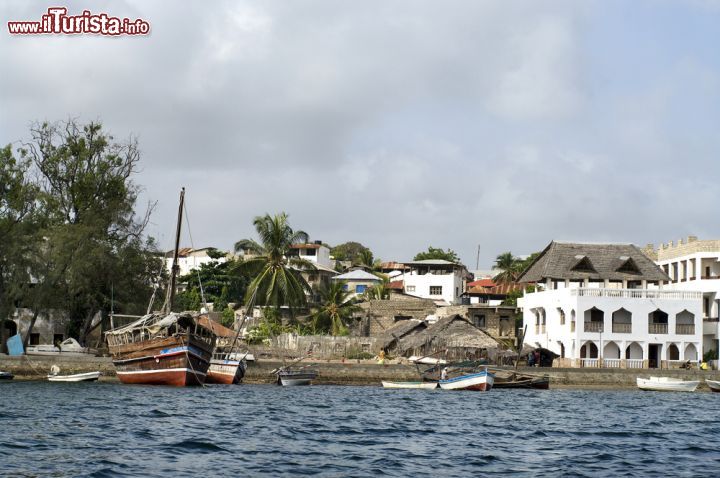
top-left (441, 367), bottom-right (448, 381)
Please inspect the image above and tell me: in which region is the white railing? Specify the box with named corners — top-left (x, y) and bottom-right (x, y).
top-left (603, 359), bottom-right (621, 368)
top-left (580, 358), bottom-right (599, 368)
top-left (626, 359), bottom-right (644, 369)
top-left (570, 288), bottom-right (702, 300)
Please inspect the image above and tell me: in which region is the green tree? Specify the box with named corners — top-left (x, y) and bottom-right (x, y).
top-left (365, 278), bottom-right (391, 300)
top-left (493, 251), bottom-right (540, 283)
top-left (19, 120), bottom-right (158, 345)
top-left (175, 255), bottom-right (249, 312)
top-left (413, 246), bottom-right (461, 263)
top-left (331, 241), bottom-right (372, 263)
top-left (311, 281), bottom-right (360, 335)
top-left (0, 145), bottom-right (39, 350)
top-left (234, 213), bottom-right (315, 316)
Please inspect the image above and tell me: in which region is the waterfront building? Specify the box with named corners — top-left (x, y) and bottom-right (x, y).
top-left (643, 236), bottom-right (720, 358)
top-left (518, 241), bottom-right (702, 369)
top-left (164, 247), bottom-right (227, 278)
top-left (401, 260), bottom-right (470, 305)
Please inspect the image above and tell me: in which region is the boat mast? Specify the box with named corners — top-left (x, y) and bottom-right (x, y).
top-left (164, 187), bottom-right (185, 315)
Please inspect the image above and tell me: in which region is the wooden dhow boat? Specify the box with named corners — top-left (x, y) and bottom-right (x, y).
top-left (105, 188), bottom-right (216, 387)
top-left (636, 376), bottom-right (699, 392)
top-left (202, 315), bottom-right (249, 385)
top-left (704, 379), bottom-right (720, 392)
top-left (491, 371), bottom-right (550, 390)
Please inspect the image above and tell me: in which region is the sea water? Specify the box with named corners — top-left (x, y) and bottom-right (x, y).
top-left (1, 382), bottom-right (719, 477)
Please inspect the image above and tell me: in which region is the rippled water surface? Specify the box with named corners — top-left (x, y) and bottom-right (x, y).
top-left (1, 381), bottom-right (719, 477)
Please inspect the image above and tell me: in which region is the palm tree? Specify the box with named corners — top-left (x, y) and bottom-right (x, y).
top-left (311, 280), bottom-right (360, 335)
top-left (355, 248), bottom-right (381, 271)
top-left (493, 251), bottom-right (521, 283)
top-left (365, 277), bottom-right (391, 300)
top-left (234, 213), bottom-right (315, 317)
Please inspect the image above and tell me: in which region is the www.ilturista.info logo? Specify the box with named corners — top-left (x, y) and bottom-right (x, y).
top-left (7, 7), bottom-right (150, 35)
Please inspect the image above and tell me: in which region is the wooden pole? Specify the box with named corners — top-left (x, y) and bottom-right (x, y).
top-left (165, 187), bottom-right (185, 315)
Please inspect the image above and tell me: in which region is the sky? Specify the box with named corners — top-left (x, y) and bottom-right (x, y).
top-left (2, 0), bottom-right (720, 269)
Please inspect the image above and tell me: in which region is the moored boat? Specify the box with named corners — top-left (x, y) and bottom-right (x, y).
top-left (47, 370), bottom-right (101, 382)
top-left (381, 381), bottom-right (437, 389)
top-left (705, 379), bottom-right (720, 392)
top-left (492, 372), bottom-right (550, 390)
top-left (439, 369), bottom-right (495, 391)
top-left (104, 188), bottom-right (216, 387)
top-left (636, 376), bottom-right (699, 392)
top-left (206, 352), bottom-right (247, 385)
top-left (277, 368), bottom-right (318, 386)
top-left (0, 371), bottom-right (13, 380)
top-left (27, 338), bottom-right (97, 357)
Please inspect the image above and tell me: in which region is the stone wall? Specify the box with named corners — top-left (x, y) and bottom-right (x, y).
top-left (435, 305), bottom-right (518, 339)
top-left (355, 295), bottom-right (436, 336)
top-left (645, 236), bottom-right (720, 261)
top-left (269, 334), bottom-right (379, 359)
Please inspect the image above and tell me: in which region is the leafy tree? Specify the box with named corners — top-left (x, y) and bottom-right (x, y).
top-left (234, 213), bottom-right (315, 316)
top-left (501, 285), bottom-right (536, 306)
top-left (356, 248), bottom-right (382, 271)
top-left (18, 120), bottom-right (157, 345)
top-left (331, 241), bottom-right (372, 263)
top-left (0, 146), bottom-right (39, 350)
top-left (174, 256), bottom-right (248, 312)
top-left (365, 278), bottom-right (391, 300)
top-left (311, 281), bottom-right (360, 335)
top-left (493, 251), bottom-right (540, 283)
top-left (413, 246), bottom-right (461, 264)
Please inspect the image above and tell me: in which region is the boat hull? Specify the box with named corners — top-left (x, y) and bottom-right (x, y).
top-left (382, 381), bottom-right (437, 389)
top-left (636, 377), bottom-right (699, 392)
top-left (109, 335), bottom-right (213, 387)
top-left (439, 371), bottom-right (494, 391)
top-left (278, 371), bottom-right (318, 386)
top-left (47, 371), bottom-right (101, 382)
top-left (0, 371), bottom-right (14, 380)
top-left (705, 379), bottom-right (720, 392)
top-left (493, 376), bottom-right (550, 390)
top-left (206, 359), bottom-right (246, 385)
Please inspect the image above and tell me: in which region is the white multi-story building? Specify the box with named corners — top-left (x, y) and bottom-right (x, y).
top-left (644, 236), bottom-right (720, 358)
top-left (287, 241), bottom-right (334, 269)
top-left (402, 260), bottom-right (469, 305)
top-left (165, 247), bottom-right (227, 277)
top-left (518, 241), bottom-right (703, 369)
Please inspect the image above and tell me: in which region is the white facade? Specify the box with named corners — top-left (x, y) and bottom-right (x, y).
top-left (165, 248), bottom-right (226, 277)
top-left (520, 287), bottom-right (703, 368)
top-left (650, 238), bottom-right (720, 356)
top-left (288, 243), bottom-right (333, 269)
top-left (402, 260), bottom-right (467, 305)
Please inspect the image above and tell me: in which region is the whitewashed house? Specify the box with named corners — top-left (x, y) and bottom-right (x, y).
top-left (518, 241), bottom-right (702, 369)
top-left (287, 241), bottom-right (334, 269)
top-left (644, 236), bottom-right (720, 359)
top-left (164, 247), bottom-right (226, 278)
top-left (402, 260), bottom-right (469, 305)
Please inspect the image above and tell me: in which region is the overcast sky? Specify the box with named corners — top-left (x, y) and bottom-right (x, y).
top-left (2, 1), bottom-right (720, 268)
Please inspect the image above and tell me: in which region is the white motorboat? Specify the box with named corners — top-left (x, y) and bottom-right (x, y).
top-left (27, 338), bottom-right (97, 357)
top-left (0, 371), bottom-right (14, 380)
top-left (636, 376), bottom-right (699, 392)
top-left (408, 356), bottom-right (447, 365)
top-left (47, 371), bottom-right (102, 382)
top-left (705, 379), bottom-right (720, 393)
top-left (381, 381), bottom-right (437, 389)
top-left (438, 369), bottom-right (495, 391)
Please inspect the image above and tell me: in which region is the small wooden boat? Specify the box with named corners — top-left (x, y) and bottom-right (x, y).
top-left (492, 372), bottom-right (550, 390)
top-left (636, 376), bottom-right (699, 392)
top-left (276, 369), bottom-right (318, 386)
top-left (206, 354), bottom-right (247, 385)
top-left (0, 371), bottom-right (14, 380)
top-left (705, 379), bottom-right (720, 392)
top-left (381, 381), bottom-right (437, 389)
top-left (439, 369), bottom-right (494, 391)
top-left (47, 371), bottom-right (101, 382)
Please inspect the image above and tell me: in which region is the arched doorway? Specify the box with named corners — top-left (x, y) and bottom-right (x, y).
top-left (667, 344), bottom-right (680, 361)
top-left (580, 341), bottom-right (599, 359)
top-left (625, 342), bottom-right (643, 359)
top-left (603, 341), bottom-right (621, 359)
top-left (684, 343), bottom-right (698, 361)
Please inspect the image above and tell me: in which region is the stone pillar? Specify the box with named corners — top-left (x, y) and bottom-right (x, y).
top-left (641, 279), bottom-right (647, 289)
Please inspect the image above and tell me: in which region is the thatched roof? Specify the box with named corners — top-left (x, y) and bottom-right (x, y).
top-left (397, 315), bottom-right (499, 352)
top-left (517, 241), bottom-right (669, 283)
top-left (377, 319), bottom-right (425, 349)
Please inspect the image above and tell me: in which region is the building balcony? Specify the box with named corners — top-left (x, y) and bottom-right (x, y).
top-left (612, 323), bottom-right (632, 333)
top-left (584, 321), bottom-right (603, 333)
top-left (675, 324), bottom-right (695, 335)
top-left (571, 288), bottom-right (702, 300)
top-left (648, 323), bottom-right (668, 334)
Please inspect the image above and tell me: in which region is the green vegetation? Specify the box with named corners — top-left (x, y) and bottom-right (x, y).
top-left (234, 213), bottom-right (314, 316)
top-left (311, 281), bottom-right (360, 335)
top-left (492, 251), bottom-right (540, 283)
top-left (1, 120), bottom-right (160, 346)
top-left (413, 246), bottom-right (461, 263)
